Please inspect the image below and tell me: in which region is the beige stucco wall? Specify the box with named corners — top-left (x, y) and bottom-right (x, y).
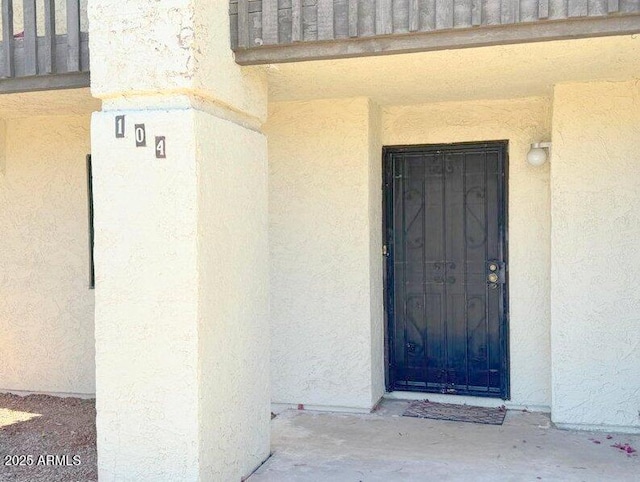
top-left (90, 1), bottom-right (271, 479)
top-left (0, 119), bottom-right (6, 173)
top-left (383, 98), bottom-right (552, 409)
top-left (266, 98), bottom-right (385, 411)
top-left (0, 113), bottom-right (94, 396)
top-left (550, 80), bottom-right (640, 432)
top-left (93, 107), bottom-right (270, 482)
top-left (89, 0), bottom-right (266, 123)
top-left (267, 96), bottom-right (552, 411)
top-left (92, 109), bottom-right (201, 481)
top-left (196, 109), bottom-right (270, 481)
top-left (368, 101), bottom-right (386, 404)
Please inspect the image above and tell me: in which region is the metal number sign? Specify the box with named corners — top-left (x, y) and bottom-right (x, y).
top-left (114, 117), bottom-right (166, 159)
top-left (135, 124), bottom-right (146, 147)
top-left (115, 115), bottom-right (125, 138)
top-left (155, 137), bottom-right (166, 159)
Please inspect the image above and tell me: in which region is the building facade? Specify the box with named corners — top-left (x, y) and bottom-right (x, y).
top-left (0, 1), bottom-right (639, 480)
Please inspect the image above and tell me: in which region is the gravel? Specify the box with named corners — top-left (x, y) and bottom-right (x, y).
top-left (0, 394), bottom-right (96, 481)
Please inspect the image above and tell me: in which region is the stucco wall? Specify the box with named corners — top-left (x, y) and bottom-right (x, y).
top-left (90, 1), bottom-right (271, 479)
top-left (550, 80), bottom-right (640, 432)
top-left (0, 114), bottom-right (95, 396)
top-left (93, 106), bottom-right (271, 481)
top-left (368, 101), bottom-right (386, 404)
top-left (93, 109), bottom-right (202, 481)
top-left (0, 120), bottom-right (6, 173)
top-left (89, 0), bottom-right (266, 123)
top-left (383, 98), bottom-right (552, 409)
top-left (267, 96), bottom-right (552, 411)
top-left (266, 98), bottom-right (384, 410)
top-left (196, 110), bottom-right (270, 481)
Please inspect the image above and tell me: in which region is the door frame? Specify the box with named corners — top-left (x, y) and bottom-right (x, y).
top-left (382, 141), bottom-right (511, 400)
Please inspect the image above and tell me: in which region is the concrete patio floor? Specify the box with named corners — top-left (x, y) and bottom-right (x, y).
top-left (250, 400), bottom-right (640, 481)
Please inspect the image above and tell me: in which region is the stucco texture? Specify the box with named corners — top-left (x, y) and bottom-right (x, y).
top-left (368, 101), bottom-right (385, 405)
top-left (383, 98), bottom-right (552, 409)
top-left (93, 106), bottom-right (270, 482)
top-left (268, 35), bottom-right (640, 106)
top-left (196, 109), bottom-right (270, 481)
top-left (90, 1), bottom-right (271, 479)
top-left (92, 109), bottom-right (201, 482)
top-left (550, 80), bottom-right (640, 432)
top-left (267, 96), bottom-right (552, 411)
top-left (266, 98), bottom-right (385, 411)
top-left (0, 114), bottom-right (95, 396)
top-left (88, 0), bottom-right (266, 122)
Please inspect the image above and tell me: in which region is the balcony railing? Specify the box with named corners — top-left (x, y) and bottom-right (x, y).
top-left (230, 0), bottom-right (640, 64)
top-left (0, 0), bottom-right (89, 93)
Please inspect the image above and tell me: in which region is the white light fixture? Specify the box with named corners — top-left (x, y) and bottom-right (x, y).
top-left (527, 142), bottom-right (551, 167)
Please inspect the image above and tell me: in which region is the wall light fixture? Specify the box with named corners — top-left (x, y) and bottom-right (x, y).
top-left (527, 142), bottom-right (552, 167)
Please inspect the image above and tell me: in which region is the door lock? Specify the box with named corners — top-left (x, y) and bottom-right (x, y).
top-left (486, 260), bottom-right (506, 285)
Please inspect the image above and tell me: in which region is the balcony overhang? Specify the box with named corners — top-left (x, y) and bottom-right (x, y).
top-left (0, 1), bottom-right (89, 94)
top-left (230, 1), bottom-right (640, 65)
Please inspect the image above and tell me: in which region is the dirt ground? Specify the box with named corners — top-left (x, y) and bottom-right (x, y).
top-left (0, 394), bottom-right (96, 482)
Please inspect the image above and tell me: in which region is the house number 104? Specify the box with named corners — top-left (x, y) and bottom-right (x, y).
top-left (114, 115), bottom-right (168, 159)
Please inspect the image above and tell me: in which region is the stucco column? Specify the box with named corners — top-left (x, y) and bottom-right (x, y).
top-left (88, 2), bottom-right (270, 480)
top-left (550, 81), bottom-right (640, 433)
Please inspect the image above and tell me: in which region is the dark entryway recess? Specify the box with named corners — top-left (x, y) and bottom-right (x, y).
top-left (383, 141), bottom-right (509, 399)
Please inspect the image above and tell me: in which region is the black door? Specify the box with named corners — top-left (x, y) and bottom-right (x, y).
top-left (384, 142), bottom-right (509, 399)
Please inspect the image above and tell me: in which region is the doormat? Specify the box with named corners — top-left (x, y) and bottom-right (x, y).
top-left (402, 400), bottom-right (506, 425)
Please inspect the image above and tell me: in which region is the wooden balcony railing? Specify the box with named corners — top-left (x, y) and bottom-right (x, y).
top-left (230, 0), bottom-right (640, 64)
top-left (0, 0), bottom-right (89, 93)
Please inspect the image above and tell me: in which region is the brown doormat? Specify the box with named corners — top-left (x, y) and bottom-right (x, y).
top-left (403, 400), bottom-right (506, 425)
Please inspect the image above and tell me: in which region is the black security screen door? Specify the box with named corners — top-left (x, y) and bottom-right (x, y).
top-left (384, 142), bottom-right (509, 399)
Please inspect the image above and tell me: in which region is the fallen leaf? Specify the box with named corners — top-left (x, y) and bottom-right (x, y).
top-left (612, 443), bottom-right (637, 454)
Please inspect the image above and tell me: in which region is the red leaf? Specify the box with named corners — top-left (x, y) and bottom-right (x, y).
top-left (612, 443), bottom-right (636, 454)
